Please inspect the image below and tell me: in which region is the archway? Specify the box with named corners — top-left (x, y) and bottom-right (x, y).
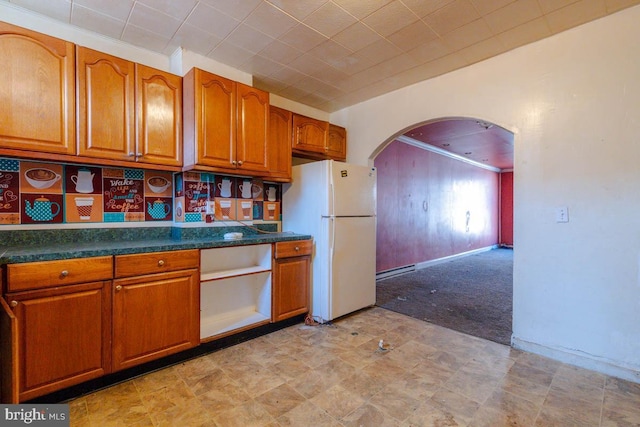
top-left (372, 117), bottom-right (514, 345)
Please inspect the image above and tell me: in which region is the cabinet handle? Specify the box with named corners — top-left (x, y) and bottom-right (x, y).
top-left (115, 285), bottom-right (122, 291)
top-left (10, 300), bottom-right (18, 307)
top-left (237, 160), bottom-right (243, 166)
top-left (60, 270), bottom-right (69, 277)
top-left (158, 259), bottom-right (165, 267)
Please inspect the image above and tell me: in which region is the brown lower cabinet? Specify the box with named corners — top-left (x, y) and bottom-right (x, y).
top-left (272, 240), bottom-right (312, 322)
top-left (3, 280), bottom-right (112, 403)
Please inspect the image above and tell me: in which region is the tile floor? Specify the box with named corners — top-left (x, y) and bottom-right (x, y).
top-left (68, 307), bottom-right (640, 426)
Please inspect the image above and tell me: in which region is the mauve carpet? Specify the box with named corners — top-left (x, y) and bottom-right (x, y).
top-left (376, 247), bottom-right (513, 346)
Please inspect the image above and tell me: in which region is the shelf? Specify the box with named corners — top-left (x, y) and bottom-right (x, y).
top-left (201, 266), bottom-right (271, 282)
top-left (200, 308), bottom-right (270, 339)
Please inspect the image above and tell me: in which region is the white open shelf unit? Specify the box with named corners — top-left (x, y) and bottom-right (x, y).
top-left (200, 244), bottom-right (272, 340)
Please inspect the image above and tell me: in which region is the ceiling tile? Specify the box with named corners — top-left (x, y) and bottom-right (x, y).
top-left (278, 23), bottom-right (328, 51)
top-left (207, 41), bottom-right (255, 68)
top-left (198, 0), bottom-right (261, 20)
top-left (423, 0), bottom-right (481, 35)
top-left (186, 3), bottom-right (240, 39)
top-left (331, 21), bottom-right (382, 51)
top-left (121, 23), bottom-right (170, 52)
top-left (74, 0), bottom-right (133, 21)
top-left (128, 2), bottom-right (182, 38)
top-left (258, 40), bottom-right (304, 64)
top-left (307, 39), bottom-right (352, 61)
top-left (484, 0), bottom-right (543, 34)
top-left (407, 38), bottom-right (452, 63)
top-left (331, 0), bottom-right (394, 19)
top-left (253, 75), bottom-right (290, 93)
top-left (496, 17), bottom-right (551, 51)
top-left (545, 0), bottom-right (607, 33)
top-left (267, 0), bottom-right (329, 20)
top-left (363, 1), bottom-right (419, 37)
top-left (226, 24), bottom-right (275, 54)
top-left (137, 0), bottom-right (197, 21)
top-left (401, 0), bottom-right (457, 18)
top-left (288, 53), bottom-right (332, 76)
top-left (536, 0), bottom-right (580, 14)
top-left (71, 5), bottom-right (125, 39)
top-left (240, 54), bottom-right (282, 76)
top-left (441, 18), bottom-right (493, 51)
top-left (354, 38), bottom-right (403, 67)
top-left (10, 0), bottom-right (71, 22)
top-left (244, 2), bottom-right (299, 39)
top-left (605, 0), bottom-right (640, 12)
top-left (387, 19), bottom-right (439, 52)
top-left (304, 1), bottom-right (357, 37)
top-left (170, 23), bottom-right (222, 56)
top-left (268, 66), bottom-right (308, 85)
top-left (458, 36), bottom-right (506, 63)
top-left (469, 0), bottom-right (516, 15)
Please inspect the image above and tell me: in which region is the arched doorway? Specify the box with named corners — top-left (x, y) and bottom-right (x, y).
top-left (373, 117), bottom-right (514, 345)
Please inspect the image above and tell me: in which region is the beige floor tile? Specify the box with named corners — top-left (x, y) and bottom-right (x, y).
top-left (469, 389), bottom-right (541, 427)
top-left (196, 378), bottom-right (252, 413)
top-left (254, 383), bottom-right (307, 418)
top-left (368, 383), bottom-right (422, 422)
top-left (443, 363), bottom-right (504, 404)
top-left (430, 387), bottom-right (482, 425)
top-left (343, 403), bottom-right (402, 426)
top-left (213, 399), bottom-right (276, 427)
top-left (403, 399), bottom-right (465, 426)
top-left (311, 383), bottom-right (366, 420)
top-left (276, 400), bottom-right (342, 426)
top-left (139, 378), bottom-right (196, 414)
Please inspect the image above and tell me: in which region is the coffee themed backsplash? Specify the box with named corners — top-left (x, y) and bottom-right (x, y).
top-left (0, 158), bottom-right (282, 226)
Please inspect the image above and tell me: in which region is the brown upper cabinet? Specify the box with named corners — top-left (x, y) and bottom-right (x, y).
top-left (0, 22), bottom-right (76, 156)
top-left (327, 124), bottom-right (347, 161)
top-left (292, 113), bottom-right (347, 161)
top-left (77, 47), bottom-right (182, 168)
top-left (183, 68), bottom-right (269, 175)
top-left (267, 106), bottom-right (293, 182)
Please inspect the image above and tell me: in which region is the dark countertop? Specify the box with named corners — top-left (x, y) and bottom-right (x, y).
top-left (0, 226), bottom-right (312, 264)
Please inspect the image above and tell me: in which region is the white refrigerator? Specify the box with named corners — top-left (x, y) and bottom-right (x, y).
top-left (282, 160), bottom-right (377, 323)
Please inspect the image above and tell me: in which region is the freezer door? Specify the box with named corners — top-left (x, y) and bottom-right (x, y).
top-left (329, 162), bottom-right (376, 217)
top-left (328, 216), bottom-right (376, 320)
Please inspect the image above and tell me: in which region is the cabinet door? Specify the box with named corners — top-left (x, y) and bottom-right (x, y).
top-left (236, 83), bottom-right (269, 174)
top-left (0, 22), bottom-right (75, 155)
top-left (112, 269), bottom-right (199, 371)
top-left (327, 124), bottom-right (347, 161)
top-left (186, 68), bottom-right (235, 169)
top-left (267, 106), bottom-right (292, 182)
top-left (7, 281), bottom-right (111, 402)
top-left (136, 64), bottom-right (182, 167)
top-left (272, 256), bottom-right (310, 322)
top-left (292, 114), bottom-right (328, 155)
top-left (77, 46), bottom-right (135, 161)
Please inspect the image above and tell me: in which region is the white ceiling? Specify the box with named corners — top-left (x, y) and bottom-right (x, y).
top-left (2, 0), bottom-right (638, 114)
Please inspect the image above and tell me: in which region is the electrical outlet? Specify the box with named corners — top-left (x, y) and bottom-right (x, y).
top-left (556, 207), bottom-right (569, 223)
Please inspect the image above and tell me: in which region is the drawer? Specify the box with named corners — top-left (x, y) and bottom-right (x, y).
top-left (274, 240), bottom-right (312, 259)
top-left (115, 249), bottom-right (199, 278)
top-left (7, 256), bottom-right (113, 292)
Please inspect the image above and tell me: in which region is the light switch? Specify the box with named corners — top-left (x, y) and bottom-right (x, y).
top-left (556, 207), bottom-right (569, 223)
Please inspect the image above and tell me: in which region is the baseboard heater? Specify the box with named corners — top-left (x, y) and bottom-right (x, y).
top-left (376, 264), bottom-right (416, 281)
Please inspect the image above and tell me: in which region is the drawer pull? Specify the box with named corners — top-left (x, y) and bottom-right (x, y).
top-left (60, 270), bottom-right (69, 277)
top-left (115, 285), bottom-right (122, 291)
top-left (158, 260), bottom-right (165, 267)
top-left (10, 300), bottom-right (18, 307)
top-left (295, 246), bottom-right (300, 251)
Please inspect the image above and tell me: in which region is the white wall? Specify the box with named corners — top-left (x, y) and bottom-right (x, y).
top-left (332, 6), bottom-right (640, 382)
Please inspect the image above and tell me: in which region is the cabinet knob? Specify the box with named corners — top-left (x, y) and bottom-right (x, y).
top-left (158, 259), bottom-right (165, 267)
top-left (231, 160), bottom-right (237, 165)
top-left (136, 152), bottom-right (143, 157)
top-left (295, 246), bottom-right (300, 251)
top-left (115, 285), bottom-right (122, 291)
top-left (60, 270), bottom-right (69, 277)
top-left (10, 300), bottom-right (18, 307)
top-left (128, 152), bottom-right (135, 157)
top-left (237, 160), bottom-right (243, 166)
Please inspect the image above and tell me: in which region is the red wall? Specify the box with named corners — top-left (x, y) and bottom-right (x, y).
top-left (375, 140), bottom-right (500, 273)
top-left (500, 171), bottom-right (514, 246)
